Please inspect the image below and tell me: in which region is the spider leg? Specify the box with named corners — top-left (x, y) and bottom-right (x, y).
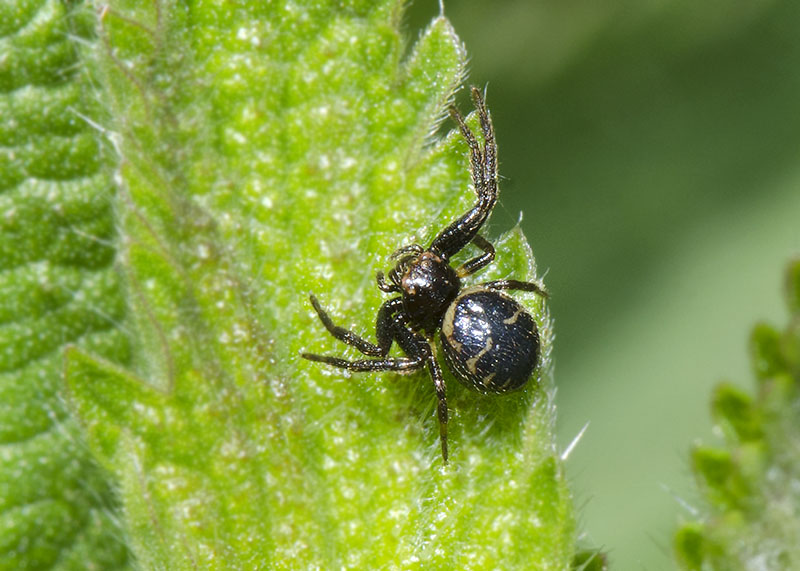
top-left (471, 86), bottom-right (497, 195)
top-left (300, 352), bottom-right (426, 372)
top-left (376, 271), bottom-right (399, 293)
top-left (426, 342), bottom-right (449, 463)
top-left (393, 328), bottom-right (449, 463)
top-left (456, 235), bottom-right (495, 278)
top-left (449, 102), bottom-right (484, 199)
top-left (389, 244), bottom-right (424, 260)
top-left (482, 279), bottom-right (549, 299)
top-left (307, 294), bottom-right (403, 357)
top-left (430, 87), bottom-right (498, 259)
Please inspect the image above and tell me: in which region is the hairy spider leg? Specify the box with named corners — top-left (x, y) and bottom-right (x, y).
top-left (430, 87), bottom-right (498, 260)
top-left (482, 279), bottom-right (549, 299)
top-left (451, 98), bottom-right (484, 205)
top-left (426, 342), bottom-right (449, 462)
top-left (301, 353), bottom-right (425, 373)
top-left (474, 88), bottom-right (497, 201)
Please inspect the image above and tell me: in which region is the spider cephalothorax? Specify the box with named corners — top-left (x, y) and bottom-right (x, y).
top-left (302, 87), bottom-right (546, 462)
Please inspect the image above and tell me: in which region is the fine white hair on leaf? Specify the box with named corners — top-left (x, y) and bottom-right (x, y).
top-left (561, 421), bottom-right (589, 461)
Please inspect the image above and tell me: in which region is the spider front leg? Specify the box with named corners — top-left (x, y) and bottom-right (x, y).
top-left (430, 87), bottom-right (499, 259)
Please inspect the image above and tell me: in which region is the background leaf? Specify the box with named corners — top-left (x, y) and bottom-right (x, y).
top-left (675, 259), bottom-right (800, 569)
top-left (0, 0), bottom-right (130, 568)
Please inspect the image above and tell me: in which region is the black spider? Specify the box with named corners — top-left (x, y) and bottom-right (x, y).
top-left (302, 87), bottom-right (547, 462)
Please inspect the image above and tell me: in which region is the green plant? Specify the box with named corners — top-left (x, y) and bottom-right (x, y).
top-left (1, 0), bottom-right (130, 567)
top-left (5, 1), bottom-right (797, 569)
top-left (676, 258), bottom-right (800, 570)
top-left (2, 1), bottom-right (574, 568)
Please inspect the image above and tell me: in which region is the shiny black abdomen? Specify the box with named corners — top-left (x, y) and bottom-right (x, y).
top-left (440, 287), bottom-right (539, 394)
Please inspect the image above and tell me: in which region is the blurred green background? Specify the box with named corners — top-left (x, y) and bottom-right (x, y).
top-left (408, 0), bottom-right (800, 568)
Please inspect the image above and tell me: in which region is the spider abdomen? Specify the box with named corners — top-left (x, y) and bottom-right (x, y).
top-left (440, 287), bottom-right (539, 394)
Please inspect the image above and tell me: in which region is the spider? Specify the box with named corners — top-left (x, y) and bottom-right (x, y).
top-left (301, 87), bottom-right (547, 463)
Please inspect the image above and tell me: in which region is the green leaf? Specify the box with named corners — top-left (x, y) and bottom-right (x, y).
top-left (572, 549), bottom-right (608, 571)
top-left (56, 0), bottom-right (577, 568)
top-left (750, 322), bottom-right (784, 381)
top-left (676, 259), bottom-right (800, 569)
top-left (675, 524), bottom-right (706, 571)
top-left (711, 384), bottom-right (762, 443)
top-left (0, 0), bottom-right (130, 568)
